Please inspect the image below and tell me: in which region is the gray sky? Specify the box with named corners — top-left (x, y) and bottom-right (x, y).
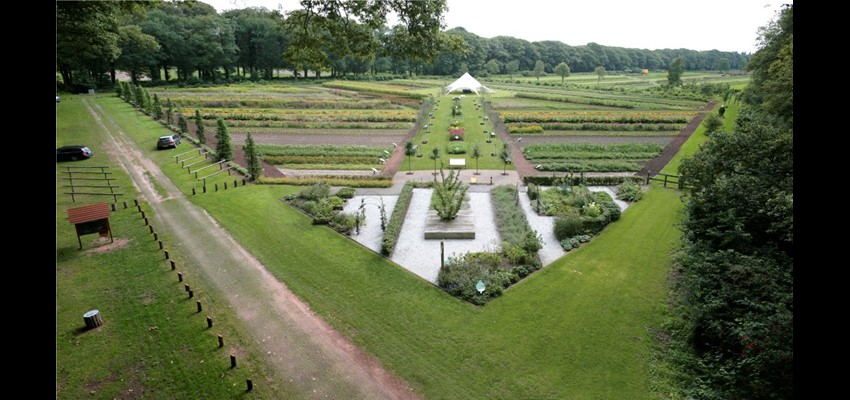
top-left (205, 0), bottom-right (788, 54)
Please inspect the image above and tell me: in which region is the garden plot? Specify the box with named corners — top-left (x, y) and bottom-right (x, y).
top-left (344, 186), bottom-right (631, 283)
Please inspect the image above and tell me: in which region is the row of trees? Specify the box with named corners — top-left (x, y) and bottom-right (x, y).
top-left (672, 5), bottom-right (792, 399)
top-left (57, 1), bottom-right (749, 89)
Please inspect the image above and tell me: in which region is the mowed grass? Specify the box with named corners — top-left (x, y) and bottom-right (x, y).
top-left (193, 182), bottom-right (684, 398)
top-left (406, 94), bottom-right (510, 171)
top-left (661, 98), bottom-right (740, 175)
top-left (87, 96), bottom-right (240, 195)
top-left (56, 95), bottom-right (280, 399)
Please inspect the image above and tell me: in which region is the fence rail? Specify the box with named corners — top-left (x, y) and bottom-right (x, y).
top-left (645, 171), bottom-right (692, 190)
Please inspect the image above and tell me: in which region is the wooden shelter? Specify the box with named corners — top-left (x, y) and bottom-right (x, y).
top-left (67, 203), bottom-right (113, 249)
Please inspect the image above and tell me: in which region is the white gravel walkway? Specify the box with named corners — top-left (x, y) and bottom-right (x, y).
top-left (343, 195), bottom-right (398, 253)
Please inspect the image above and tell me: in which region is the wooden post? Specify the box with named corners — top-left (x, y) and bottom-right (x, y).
top-left (230, 354), bottom-right (236, 368)
top-left (203, 185), bottom-right (206, 193)
top-left (83, 310), bottom-right (103, 329)
top-left (192, 187), bottom-right (196, 196)
top-left (144, 217), bottom-right (148, 226)
top-left (140, 211), bottom-right (145, 219)
top-left (158, 241), bottom-right (163, 249)
top-left (197, 301), bottom-right (202, 312)
top-left (149, 225), bottom-right (154, 234)
top-left (224, 182), bottom-right (228, 190)
top-left (111, 203), bottom-right (116, 212)
top-left (215, 183), bottom-right (218, 191)
top-left (134, 199), bottom-right (139, 207)
top-left (184, 284), bottom-right (190, 292)
top-left (123, 201), bottom-right (128, 209)
top-left (164, 250), bottom-right (169, 259)
top-left (178, 272), bottom-right (183, 282)
top-left (218, 334), bottom-right (224, 348)
top-left (170, 260), bottom-right (176, 270)
top-left (188, 290), bottom-right (193, 298)
top-left (646, 170), bottom-right (652, 185)
top-left (242, 179), bottom-right (246, 186)
top-left (440, 241), bottom-right (445, 269)
top-left (206, 316), bottom-right (213, 328)
top-left (663, 174), bottom-right (669, 188)
top-left (153, 233), bottom-right (158, 241)
top-left (246, 379), bottom-right (253, 392)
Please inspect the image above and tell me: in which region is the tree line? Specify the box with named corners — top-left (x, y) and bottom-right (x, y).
top-left (672, 5), bottom-right (792, 399)
top-left (57, 0), bottom-right (750, 90)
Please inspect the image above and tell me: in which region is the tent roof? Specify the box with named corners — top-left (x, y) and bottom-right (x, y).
top-left (444, 72), bottom-right (494, 95)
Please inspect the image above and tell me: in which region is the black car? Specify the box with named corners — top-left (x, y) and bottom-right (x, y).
top-left (57, 145), bottom-right (93, 161)
top-left (157, 134), bottom-right (181, 149)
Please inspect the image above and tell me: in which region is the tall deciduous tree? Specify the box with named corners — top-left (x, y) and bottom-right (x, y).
top-left (505, 60), bottom-right (519, 79)
top-left (215, 118), bottom-right (233, 161)
top-left (244, 132), bottom-right (261, 180)
top-left (194, 110), bottom-right (206, 144)
top-left (116, 24), bottom-right (161, 84)
top-left (666, 56), bottom-right (685, 88)
top-left (533, 60), bottom-right (545, 82)
top-left (554, 62), bottom-right (570, 84)
top-left (594, 66), bottom-right (606, 87)
top-left (484, 59), bottom-right (501, 75)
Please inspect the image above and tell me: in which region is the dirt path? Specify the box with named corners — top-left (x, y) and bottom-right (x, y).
top-left (84, 98), bottom-right (419, 400)
top-left (638, 100), bottom-right (718, 175)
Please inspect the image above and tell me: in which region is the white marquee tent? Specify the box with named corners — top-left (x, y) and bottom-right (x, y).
top-left (444, 72), bottom-right (494, 95)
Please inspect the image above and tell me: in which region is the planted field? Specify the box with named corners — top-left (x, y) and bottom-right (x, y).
top-left (256, 144), bottom-right (390, 170)
top-left (523, 143), bottom-right (663, 172)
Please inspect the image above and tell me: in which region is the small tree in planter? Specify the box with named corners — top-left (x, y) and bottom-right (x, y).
top-left (194, 110), bottom-right (206, 144)
top-left (432, 167), bottom-right (469, 220)
top-left (404, 141), bottom-right (416, 174)
top-left (429, 146), bottom-right (442, 174)
top-left (215, 117), bottom-right (232, 161)
top-left (472, 143), bottom-right (481, 175)
top-left (244, 132), bottom-right (261, 180)
top-left (500, 142), bottom-right (511, 175)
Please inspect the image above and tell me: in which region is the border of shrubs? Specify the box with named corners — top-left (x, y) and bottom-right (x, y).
top-left (380, 181), bottom-right (415, 255)
top-left (524, 175), bottom-right (643, 186)
top-left (258, 175), bottom-right (393, 188)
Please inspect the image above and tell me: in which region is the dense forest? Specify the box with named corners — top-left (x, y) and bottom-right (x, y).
top-left (56, 0), bottom-right (749, 90)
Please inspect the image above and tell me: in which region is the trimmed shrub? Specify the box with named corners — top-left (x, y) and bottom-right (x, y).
top-left (617, 180), bottom-right (644, 202)
top-left (381, 181), bottom-right (415, 255)
top-left (554, 211), bottom-right (583, 241)
top-left (335, 187), bottom-right (356, 199)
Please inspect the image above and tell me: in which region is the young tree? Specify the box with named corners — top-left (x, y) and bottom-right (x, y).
top-left (177, 112), bottom-right (188, 135)
top-left (533, 60), bottom-right (545, 82)
top-left (194, 110), bottom-right (206, 144)
top-left (165, 98), bottom-right (174, 126)
top-left (554, 62), bottom-right (571, 84)
top-left (152, 94), bottom-right (163, 121)
top-left (594, 66), bottom-right (606, 87)
top-left (471, 143), bottom-right (481, 175)
top-left (667, 56), bottom-right (685, 89)
top-left (505, 60), bottom-right (519, 79)
top-left (500, 142), bottom-right (510, 175)
top-left (134, 85), bottom-right (144, 108)
top-left (429, 146), bottom-right (441, 174)
top-left (215, 117), bottom-right (232, 161)
top-left (243, 132), bottom-right (261, 180)
top-left (115, 82), bottom-right (123, 98)
top-left (404, 141), bottom-right (416, 174)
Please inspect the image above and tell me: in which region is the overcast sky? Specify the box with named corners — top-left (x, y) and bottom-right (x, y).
top-left (205, 0), bottom-right (788, 54)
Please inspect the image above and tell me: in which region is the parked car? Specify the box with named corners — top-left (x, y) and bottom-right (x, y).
top-left (57, 145), bottom-right (93, 161)
top-left (157, 134), bottom-right (181, 149)
top-left (56, 95), bottom-right (61, 103)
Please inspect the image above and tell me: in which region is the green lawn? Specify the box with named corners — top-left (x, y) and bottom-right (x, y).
top-left (661, 98), bottom-right (740, 175)
top-left (404, 94), bottom-right (511, 172)
top-left (194, 183), bottom-right (684, 399)
top-left (56, 95), bottom-right (280, 399)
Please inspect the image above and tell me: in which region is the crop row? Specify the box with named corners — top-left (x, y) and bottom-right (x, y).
top-left (500, 111), bottom-right (695, 124)
top-left (169, 97), bottom-right (397, 109)
top-left (323, 81), bottom-right (428, 100)
top-left (227, 126), bottom-right (408, 135)
top-left (186, 109), bottom-right (417, 122)
top-left (262, 155), bottom-right (381, 166)
top-left (514, 92), bottom-right (702, 110)
top-left (255, 144), bottom-right (390, 158)
top-left (507, 123), bottom-right (685, 133)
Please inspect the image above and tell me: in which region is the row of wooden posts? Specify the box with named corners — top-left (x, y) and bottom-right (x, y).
top-left (96, 198), bottom-right (255, 392)
top-left (645, 170), bottom-right (691, 190)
